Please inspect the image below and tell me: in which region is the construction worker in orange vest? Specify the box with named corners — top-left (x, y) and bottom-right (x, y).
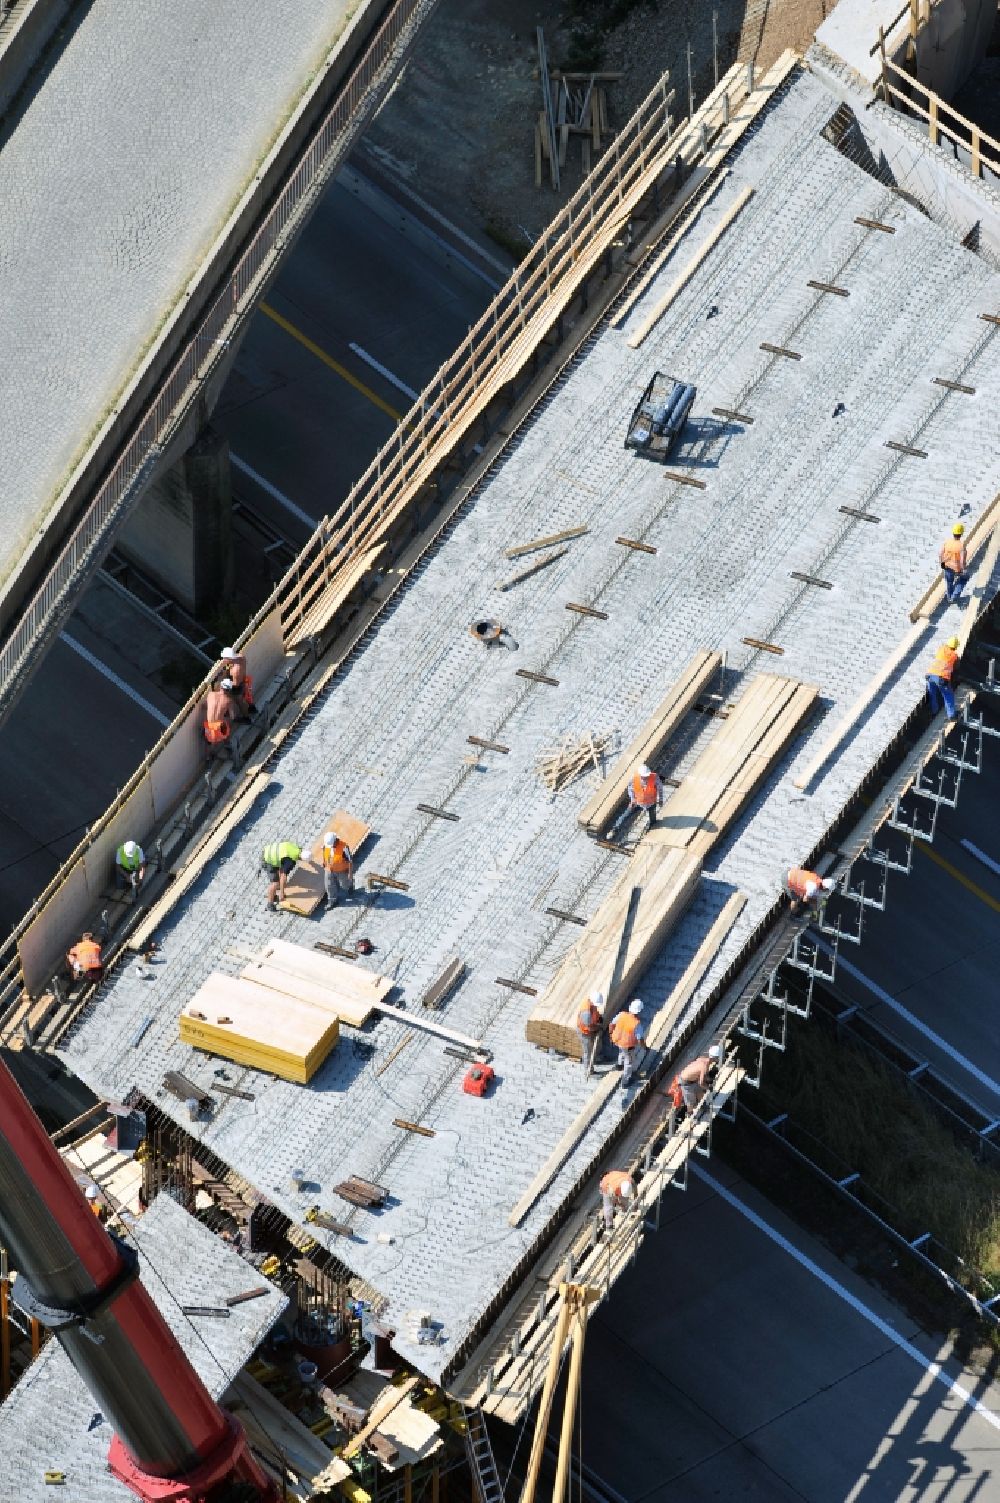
top-left (220, 647), bottom-right (255, 718)
top-left (926, 635), bottom-right (960, 722)
top-left (609, 999), bottom-right (646, 1088)
top-left (66, 932), bottom-right (103, 984)
top-left (576, 991), bottom-right (605, 1077)
top-left (203, 679), bottom-right (236, 756)
top-left (939, 523), bottom-right (968, 605)
top-left (321, 831), bottom-right (355, 909)
top-left (627, 763), bottom-right (663, 830)
top-left (784, 866), bottom-right (835, 915)
top-left (677, 1045), bottom-right (722, 1113)
top-left (84, 1185), bottom-right (108, 1223)
top-left (599, 1170), bottom-right (634, 1231)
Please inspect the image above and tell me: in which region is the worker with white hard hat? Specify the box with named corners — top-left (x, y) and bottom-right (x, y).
top-left (608, 999), bottom-right (646, 1088)
top-left (576, 990), bottom-right (605, 1077)
top-left (784, 866), bottom-right (836, 915)
top-left (218, 646), bottom-right (255, 718)
top-left (115, 840), bottom-right (146, 895)
top-left (627, 761), bottom-right (664, 831)
top-left (84, 1185), bottom-right (107, 1223)
top-left (203, 678), bottom-right (237, 757)
top-left (939, 523), bottom-right (968, 605)
top-left (676, 1044), bottom-right (722, 1113)
top-left (599, 1170), bottom-right (635, 1231)
top-left (321, 830), bottom-right (355, 910)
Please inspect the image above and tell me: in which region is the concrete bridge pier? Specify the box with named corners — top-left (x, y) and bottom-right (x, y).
top-left (119, 426), bottom-right (234, 619)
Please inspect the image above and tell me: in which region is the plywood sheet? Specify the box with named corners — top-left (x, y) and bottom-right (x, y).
top-left (180, 972), bottom-right (338, 1083)
top-left (279, 811), bottom-right (372, 916)
top-left (240, 963), bottom-right (375, 1028)
top-left (526, 846), bottom-right (701, 1057)
top-left (243, 605), bottom-right (286, 694)
top-left (150, 702), bottom-right (204, 820)
top-left (83, 775), bottom-right (155, 900)
top-left (578, 649), bottom-right (722, 834)
top-left (18, 857), bottom-right (93, 998)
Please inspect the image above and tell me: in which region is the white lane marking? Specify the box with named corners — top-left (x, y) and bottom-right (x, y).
top-left (962, 839), bottom-right (1000, 879)
top-left (348, 343), bottom-right (420, 403)
top-left (815, 938), bottom-right (1000, 1102)
top-left (230, 454), bottom-right (315, 531)
top-left (60, 634), bottom-right (170, 727)
top-left (692, 1164), bottom-right (1000, 1433)
top-left (347, 343), bottom-right (482, 454)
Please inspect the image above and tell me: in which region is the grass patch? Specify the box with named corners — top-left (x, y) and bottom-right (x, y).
top-left (757, 1023), bottom-right (1000, 1285)
top-left (482, 220), bottom-right (532, 263)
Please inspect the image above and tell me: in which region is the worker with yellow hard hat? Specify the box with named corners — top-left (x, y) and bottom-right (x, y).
top-left (939, 523), bottom-right (968, 605)
top-left (926, 635), bottom-right (960, 722)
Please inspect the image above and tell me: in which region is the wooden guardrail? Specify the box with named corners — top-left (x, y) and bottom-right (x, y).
top-left (879, 54), bottom-right (1000, 179)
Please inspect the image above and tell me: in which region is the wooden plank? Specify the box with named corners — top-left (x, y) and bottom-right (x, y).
top-left (526, 847), bottom-right (701, 1057)
top-left (759, 342), bottom-right (802, 360)
top-left (127, 773), bottom-right (272, 952)
top-left (284, 545), bottom-right (386, 648)
top-left (278, 811), bottom-right (371, 917)
top-left (612, 175), bottom-right (731, 329)
top-left (179, 974), bottom-right (339, 1084)
top-left (393, 1118), bottom-right (435, 1138)
top-left (496, 546), bottom-right (568, 592)
top-left (578, 649), bottom-right (721, 834)
top-left (342, 1376), bottom-right (421, 1460)
top-left (628, 186), bottom-right (755, 349)
top-left (910, 492), bottom-right (1000, 625)
top-left (240, 963), bottom-right (377, 1028)
top-left (510, 891), bottom-right (746, 1225)
top-left (419, 956), bottom-right (465, 1010)
top-left (791, 641), bottom-right (916, 791)
top-left (504, 527), bottom-right (588, 559)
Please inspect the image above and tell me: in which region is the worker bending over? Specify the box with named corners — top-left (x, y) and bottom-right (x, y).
top-left (66, 932), bottom-right (103, 984)
top-left (203, 679), bottom-right (237, 756)
top-left (576, 991), bottom-right (605, 1077)
top-left (609, 999), bottom-right (645, 1088)
top-left (939, 523), bottom-right (968, 605)
top-left (784, 866), bottom-right (835, 915)
top-left (84, 1185), bottom-right (108, 1223)
top-left (926, 635), bottom-right (960, 723)
top-left (676, 1045), bottom-right (721, 1113)
top-left (321, 831), bottom-right (354, 909)
top-left (627, 763), bottom-right (663, 830)
top-left (115, 841), bottom-right (146, 894)
top-left (262, 840), bottom-right (303, 909)
top-left (599, 1170), bottom-right (634, 1231)
top-left (220, 647), bottom-right (255, 718)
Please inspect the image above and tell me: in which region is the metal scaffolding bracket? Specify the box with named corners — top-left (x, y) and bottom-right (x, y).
top-left (864, 826), bottom-right (914, 876)
top-left (841, 860), bottom-right (887, 912)
top-left (936, 721), bottom-right (983, 774)
top-left (888, 788), bottom-right (939, 843)
top-left (912, 759), bottom-right (962, 811)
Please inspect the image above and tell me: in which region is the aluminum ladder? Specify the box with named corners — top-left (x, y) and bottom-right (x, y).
top-left (463, 1404), bottom-right (505, 1503)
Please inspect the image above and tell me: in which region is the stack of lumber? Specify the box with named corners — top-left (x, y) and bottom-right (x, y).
top-left (179, 973), bottom-right (339, 1084)
top-left (279, 810), bottom-right (371, 916)
top-left (537, 733), bottom-right (609, 792)
top-left (578, 649), bottom-right (722, 833)
top-left (653, 673), bottom-right (818, 860)
top-left (240, 938), bottom-right (391, 1028)
top-left (525, 846), bottom-right (701, 1058)
top-left (535, 25), bottom-right (618, 187)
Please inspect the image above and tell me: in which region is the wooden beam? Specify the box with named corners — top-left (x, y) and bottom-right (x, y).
top-left (496, 546), bottom-right (568, 591)
top-left (342, 1375), bottom-right (421, 1460)
top-left (509, 891), bottom-right (745, 1226)
top-left (504, 527), bottom-right (588, 559)
top-left (612, 170), bottom-right (730, 327)
top-left (628, 186), bottom-right (755, 348)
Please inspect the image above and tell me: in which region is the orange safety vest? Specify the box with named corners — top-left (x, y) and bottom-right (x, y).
top-left (577, 1002), bottom-right (602, 1036)
top-left (940, 539), bottom-right (967, 572)
top-left (69, 939), bottom-right (102, 973)
top-left (631, 771), bottom-right (658, 808)
top-left (600, 1170), bottom-right (631, 1199)
top-left (323, 838), bottom-right (351, 873)
top-left (203, 718), bottom-right (231, 744)
top-left (609, 1012), bottom-right (640, 1049)
top-left (786, 867), bottom-right (821, 901)
top-left (927, 644), bottom-right (959, 682)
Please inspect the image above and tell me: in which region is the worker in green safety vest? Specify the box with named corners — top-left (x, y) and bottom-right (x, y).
top-left (262, 840), bottom-right (304, 909)
top-left (115, 840), bottom-right (146, 895)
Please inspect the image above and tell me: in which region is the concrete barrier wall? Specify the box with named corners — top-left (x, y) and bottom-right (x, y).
top-left (0, 0), bottom-right (77, 121)
top-left (909, 0), bottom-right (997, 99)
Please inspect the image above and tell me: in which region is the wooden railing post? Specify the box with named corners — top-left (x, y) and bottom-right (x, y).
top-left (928, 92), bottom-right (938, 146)
top-left (972, 127), bottom-right (981, 177)
top-left (879, 28), bottom-right (888, 104)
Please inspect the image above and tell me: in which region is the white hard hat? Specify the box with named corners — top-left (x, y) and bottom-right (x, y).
top-left (221, 646), bottom-right (237, 660)
top-left (821, 878), bottom-right (836, 892)
top-left (84, 1185), bottom-right (98, 1201)
top-left (629, 999), bottom-right (644, 1015)
top-left (591, 991), bottom-right (605, 1008)
top-left (638, 763), bottom-right (652, 778)
top-left (220, 677), bottom-right (234, 692)
top-left (123, 841), bottom-right (138, 858)
top-left (323, 832), bottom-right (335, 845)
top-left (708, 1044), bottom-right (721, 1060)
top-left (619, 1179), bottom-right (633, 1198)
top-left (804, 880), bottom-right (819, 898)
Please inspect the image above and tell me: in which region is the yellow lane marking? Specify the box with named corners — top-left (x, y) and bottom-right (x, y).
top-left (260, 302), bottom-right (403, 422)
top-left (913, 839), bottom-right (1000, 916)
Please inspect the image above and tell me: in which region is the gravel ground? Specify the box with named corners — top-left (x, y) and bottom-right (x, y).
top-left (364, 0), bottom-right (832, 252)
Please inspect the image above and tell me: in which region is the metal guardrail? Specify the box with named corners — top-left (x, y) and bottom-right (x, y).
top-left (0, 0), bottom-right (430, 713)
